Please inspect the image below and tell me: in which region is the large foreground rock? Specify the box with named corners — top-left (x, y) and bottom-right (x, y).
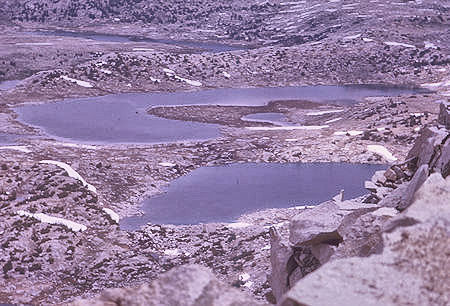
top-left (438, 101), bottom-right (450, 129)
top-left (269, 200), bottom-right (377, 302)
top-left (71, 264), bottom-right (268, 306)
top-left (289, 201), bottom-right (377, 246)
top-left (279, 174), bottom-right (450, 306)
top-left (406, 126), bottom-right (448, 172)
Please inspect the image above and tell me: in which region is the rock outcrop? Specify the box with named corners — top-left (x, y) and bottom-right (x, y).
top-left (365, 118), bottom-right (449, 210)
top-left (270, 109), bottom-right (449, 303)
top-left (438, 101), bottom-right (450, 129)
top-left (279, 173), bottom-right (450, 306)
top-left (71, 264), bottom-right (268, 306)
top-left (270, 199), bottom-right (379, 301)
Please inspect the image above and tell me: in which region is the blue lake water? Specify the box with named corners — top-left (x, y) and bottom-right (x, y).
top-left (0, 80), bottom-right (21, 91)
top-left (120, 162), bottom-right (386, 229)
top-left (14, 85), bottom-right (428, 144)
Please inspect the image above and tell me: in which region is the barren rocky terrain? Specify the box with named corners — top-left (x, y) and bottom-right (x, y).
top-left (0, 0), bottom-right (449, 305)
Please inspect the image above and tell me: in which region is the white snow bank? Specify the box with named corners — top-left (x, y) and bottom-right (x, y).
top-left (362, 38), bottom-right (374, 42)
top-left (238, 273), bottom-right (253, 288)
top-left (343, 33), bottom-right (361, 40)
top-left (164, 249), bottom-right (181, 256)
top-left (39, 160), bottom-right (97, 193)
top-left (163, 68), bottom-right (202, 87)
top-left (158, 162), bottom-right (176, 167)
top-left (367, 145), bottom-right (397, 162)
top-left (226, 222), bottom-right (252, 229)
top-left (333, 130), bottom-right (363, 136)
top-left (17, 210), bottom-right (87, 232)
top-left (223, 71), bottom-right (231, 79)
top-left (100, 69), bottom-right (112, 75)
top-left (0, 146), bottom-right (32, 153)
top-left (16, 42), bottom-right (53, 46)
top-left (384, 41), bottom-right (416, 48)
top-left (163, 68), bottom-right (176, 74)
top-left (306, 110), bottom-right (344, 116)
top-left (58, 143), bottom-right (98, 150)
top-left (372, 207), bottom-right (398, 217)
top-left (239, 272), bottom-right (250, 282)
top-left (246, 125), bottom-right (329, 131)
top-left (61, 76), bottom-right (93, 88)
top-left (424, 42), bottom-right (437, 49)
top-left (325, 117), bottom-right (342, 124)
top-left (175, 75), bottom-right (202, 86)
top-left (102, 208), bottom-right (119, 223)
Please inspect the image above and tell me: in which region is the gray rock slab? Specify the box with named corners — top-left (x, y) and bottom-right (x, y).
top-left (289, 201), bottom-right (378, 246)
top-left (279, 174), bottom-right (450, 306)
top-left (438, 101), bottom-right (450, 129)
top-left (397, 164), bottom-right (429, 211)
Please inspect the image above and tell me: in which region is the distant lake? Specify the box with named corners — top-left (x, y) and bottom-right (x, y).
top-left (0, 80), bottom-right (21, 91)
top-left (15, 85), bottom-right (428, 144)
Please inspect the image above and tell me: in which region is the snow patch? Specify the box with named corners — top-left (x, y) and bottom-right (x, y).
top-left (367, 145), bottom-right (397, 162)
top-left (163, 68), bottom-right (175, 74)
top-left (39, 160), bottom-right (97, 193)
top-left (17, 210), bottom-right (87, 232)
top-left (100, 69), bottom-right (112, 75)
top-left (372, 207), bottom-right (398, 217)
top-left (164, 249), bottom-right (181, 256)
top-left (223, 71), bottom-right (231, 79)
top-left (58, 143), bottom-right (98, 150)
top-left (16, 42), bottom-right (53, 46)
top-left (239, 273), bottom-right (251, 282)
top-left (61, 76), bottom-right (93, 88)
top-left (325, 117), bottom-right (342, 124)
top-left (0, 146), bottom-right (32, 153)
top-left (150, 77), bottom-right (161, 83)
top-left (246, 125), bottom-right (329, 131)
top-left (306, 110), bottom-right (344, 116)
top-left (226, 222), bottom-right (252, 229)
top-left (102, 208), bottom-right (120, 223)
top-left (158, 162), bottom-right (176, 167)
top-left (163, 68), bottom-right (202, 87)
top-left (343, 33), bottom-right (361, 40)
top-left (384, 41), bottom-right (416, 48)
top-left (362, 38), bottom-right (374, 42)
top-left (175, 76), bottom-right (202, 87)
top-left (424, 41), bottom-right (437, 49)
